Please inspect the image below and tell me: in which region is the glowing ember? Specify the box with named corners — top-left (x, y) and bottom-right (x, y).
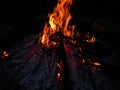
top-left (57, 73), bottom-right (61, 78)
top-left (84, 32), bottom-right (96, 43)
top-left (86, 36), bottom-right (96, 43)
top-left (2, 51), bottom-right (10, 58)
top-left (56, 62), bottom-right (62, 80)
top-left (57, 63), bottom-right (61, 68)
top-left (93, 62), bottom-right (101, 66)
top-left (82, 59), bottom-right (85, 63)
top-left (40, 0), bottom-right (74, 47)
top-left (89, 59), bottom-right (101, 67)
top-left (79, 48), bottom-right (83, 52)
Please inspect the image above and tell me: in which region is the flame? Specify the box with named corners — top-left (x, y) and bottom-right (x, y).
top-left (41, 35), bottom-right (45, 44)
top-left (84, 32), bottom-right (96, 43)
top-left (86, 36), bottom-right (96, 43)
top-left (2, 51), bottom-right (10, 58)
top-left (89, 60), bottom-right (101, 72)
top-left (93, 62), bottom-right (101, 66)
top-left (89, 59), bottom-right (101, 67)
top-left (41, 0), bottom-right (74, 47)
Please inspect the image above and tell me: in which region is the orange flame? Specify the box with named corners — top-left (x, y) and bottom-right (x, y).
top-left (89, 60), bottom-right (101, 72)
top-left (2, 51), bottom-right (10, 58)
top-left (89, 59), bottom-right (101, 67)
top-left (41, 0), bottom-right (74, 47)
top-left (93, 62), bottom-right (101, 66)
top-left (86, 36), bottom-right (96, 43)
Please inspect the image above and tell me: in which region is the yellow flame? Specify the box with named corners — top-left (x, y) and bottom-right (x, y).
top-left (49, 14), bottom-right (56, 31)
top-left (41, 35), bottom-right (45, 44)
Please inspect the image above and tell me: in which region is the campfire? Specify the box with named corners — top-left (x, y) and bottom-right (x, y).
top-left (27, 0), bottom-right (101, 89)
top-left (1, 0), bottom-right (120, 90)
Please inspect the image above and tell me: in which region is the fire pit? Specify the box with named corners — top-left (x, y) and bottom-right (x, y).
top-left (0, 0), bottom-right (120, 90)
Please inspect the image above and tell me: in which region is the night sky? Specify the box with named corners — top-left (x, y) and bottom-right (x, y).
top-left (0, 0), bottom-right (120, 50)
top-left (1, 0), bottom-right (118, 21)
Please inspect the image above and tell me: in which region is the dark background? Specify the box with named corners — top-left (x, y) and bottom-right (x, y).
top-left (0, 0), bottom-right (120, 51)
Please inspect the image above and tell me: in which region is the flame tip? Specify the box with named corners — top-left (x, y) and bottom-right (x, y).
top-left (41, 0), bottom-right (74, 47)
